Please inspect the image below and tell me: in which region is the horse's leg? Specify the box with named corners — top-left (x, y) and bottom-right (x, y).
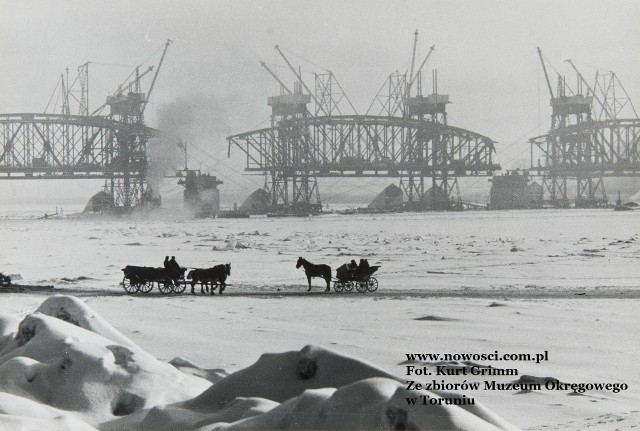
top-left (307, 275), bottom-right (312, 291)
top-left (325, 276), bottom-right (330, 292)
top-left (210, 282), bottom-right (216, 295)
top-left (190, 280), bottom-right (196, 295)
top-left (219, 281), bottom-right (225, 294)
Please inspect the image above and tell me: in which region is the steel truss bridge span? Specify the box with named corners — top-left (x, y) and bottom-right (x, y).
top-left (228, 115), bottom-right (499, 177)
top-left (0, 113), bottom-right (156, 179)
top-left (531, 118), bottom-right (640, 176)
top-left (0, 113), bottom-right (158, 208)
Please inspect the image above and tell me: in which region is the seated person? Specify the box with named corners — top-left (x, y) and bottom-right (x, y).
top-left (166, 256), bottom-right (182, 280)
top-left (169, 256), bottom-right (180, 271)
top-left (336, 261), bottom-right (357, 282)
top-left (355, 259), bottom-right (370, 277)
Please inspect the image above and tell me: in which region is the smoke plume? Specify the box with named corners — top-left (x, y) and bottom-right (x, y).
top-left (147, 94), bottom-right (241, 197)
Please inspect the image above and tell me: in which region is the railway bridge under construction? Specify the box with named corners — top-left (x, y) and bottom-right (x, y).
top-left (530, 48), bottom-right (640, 207)
top-left (228, 114), bottom-right (499, 212)
top-left (3, 37), bottom-right (637, 213)
top-left (228, 35), bottom-right (500, 213)
top-left (0, 41), bottom-right (171, 209)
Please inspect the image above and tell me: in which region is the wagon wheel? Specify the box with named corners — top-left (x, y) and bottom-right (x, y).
top-left (158, 278), bottom-right (174, 295)
top-left (138, 280), bottom-right (153, 294)
top-left (344, 281), bottom-right (353, 291)
top-left (367, 277), bottom-right (379, 292)
top-left (122, 277), bottom-right (139, 294)
top-left (172, 280), bottom-right (186, 294)
top-left (356, 280), bottom-right (369, 293)
top-left (333, 281), bottom-right (344, 293)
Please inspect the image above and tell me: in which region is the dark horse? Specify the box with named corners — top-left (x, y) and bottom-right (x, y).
top-left (187, 263), bottom-right (231, 295)
top-left (296, 257), bottom-right (331, 292)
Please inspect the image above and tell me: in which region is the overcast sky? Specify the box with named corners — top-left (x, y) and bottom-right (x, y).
top-left (1, 0), bottom-right (639, 207)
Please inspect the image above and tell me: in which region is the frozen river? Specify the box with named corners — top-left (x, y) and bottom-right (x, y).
top-left (1, 208), bottom-right (638, 297)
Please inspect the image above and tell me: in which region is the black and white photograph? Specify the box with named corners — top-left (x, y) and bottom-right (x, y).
top-left (0, 1), bottom-right (639, 430)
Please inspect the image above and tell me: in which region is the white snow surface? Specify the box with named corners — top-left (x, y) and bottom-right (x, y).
top-left (0, 295), bottom-right (518, 430)
top-left (0, 209), bottom-right (638, 430)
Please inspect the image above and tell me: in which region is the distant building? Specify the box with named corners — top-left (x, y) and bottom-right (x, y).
top-left (489, 170), bottom-right (542, 210)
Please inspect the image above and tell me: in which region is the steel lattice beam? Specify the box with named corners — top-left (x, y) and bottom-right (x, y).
top-left (0, 113), bottom-right (156, 179)
top-left (228, 115), bottom-right (499, 177)
top-left (530, 118), bottom-right (640, 176)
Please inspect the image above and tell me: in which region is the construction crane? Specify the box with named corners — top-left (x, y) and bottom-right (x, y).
top-left (565, 59), bottom-right (615, 121)
top-left (274, 45), bottom-right (329, 116)
top-left (405, 30), bottom-right (436, 97)
top-left (260, 44), bottom-right (359, 117)
top-left (536, 47), bottom-right (555, 99)
top-left (407, 45), bottom-right (435, 90)
top-left (368, 31), bottom-right (436, 118)
top-left (259, 61), bottom-right (293, 95)
top-left (90, 39), bottom-right (172, 118)
top-left (141, 39), bottom-right (172, 116)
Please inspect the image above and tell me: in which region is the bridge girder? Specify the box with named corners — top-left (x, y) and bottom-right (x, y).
top-left (530, 118), bottom-right (640, 206)
top-left (0, 113), bottom-right (157, 207)
top-left (228, 115), bottom-right (499, 178)
top-left (530, 118), bottom-right (640, 176)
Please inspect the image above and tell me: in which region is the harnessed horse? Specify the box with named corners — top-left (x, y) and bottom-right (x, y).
top-left (187, 263), bottom-right (231, 295)
top-left (296, 257), bottom-right (331, 292)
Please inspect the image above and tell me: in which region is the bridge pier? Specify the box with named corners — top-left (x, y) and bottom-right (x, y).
top-left (105, 177), bottom-right (148, 209)
top-left (540, 173), bottom-right (607, 208)
top-left (291, 175), bottom-right (321, 213)
top-left (576, 175), bottom-right (607, 208)
top-left (264, 172), bottom-right (322, 214)
top-left (399, 174), bottom-right (424, 207)
top-left (431, 174), bottom-right (461, 211)
top-left (399, 174), bottom-right (461, 211)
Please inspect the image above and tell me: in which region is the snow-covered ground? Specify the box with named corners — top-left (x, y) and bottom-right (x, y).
top-left (0, 209), bottom-right (638, 430)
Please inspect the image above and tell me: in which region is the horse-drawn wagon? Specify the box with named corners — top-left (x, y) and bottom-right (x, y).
top-left (121, 265), bottom-right (187, 294)
top-left (333, 263), bottom-right (379, 293)
top-left (121, 262), bottom-right (231, 295)
top-left (296, 256), bottom-right (380, 293)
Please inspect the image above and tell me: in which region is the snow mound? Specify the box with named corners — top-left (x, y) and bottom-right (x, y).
top-left (0, 296), bottom-right (518, 431)
top-left (0, 296), bottom-right (211, 426)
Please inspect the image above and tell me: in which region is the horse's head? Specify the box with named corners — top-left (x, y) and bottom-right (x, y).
top-left (226, 263), bottom-right (231, 276)
top-left (186, 270), bottom-right (194, 280)
top-left (296, 257), bottom-right (304, 268)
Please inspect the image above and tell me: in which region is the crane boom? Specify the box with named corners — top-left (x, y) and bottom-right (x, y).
top-left (141, 39), bottom-right (172, 116)
top-left (408, 45), bottom-right (435, 88)
top-left (274, 45), bottom-right (329, 116)
top-left (260, 61), bottom-right (293, 95)
top-left (536, 47), bottom-right (555, 99)
top-left (408, 30), bottom-right (419, 85)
